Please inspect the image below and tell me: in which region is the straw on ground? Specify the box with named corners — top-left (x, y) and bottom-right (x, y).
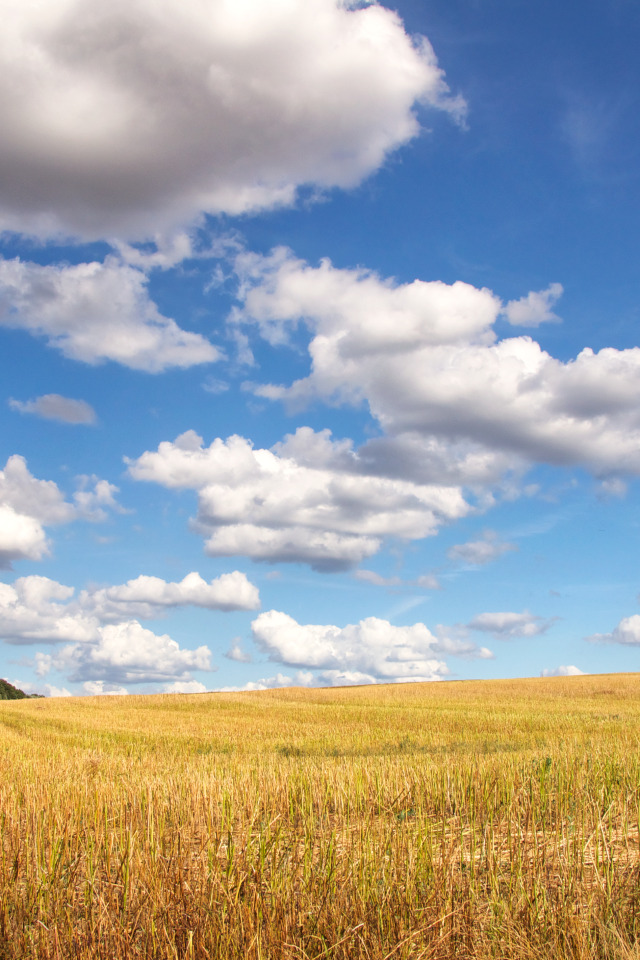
top-left (1, 674), bottom-right (639, 959)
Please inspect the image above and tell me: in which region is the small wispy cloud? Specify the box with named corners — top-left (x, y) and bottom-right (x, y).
top-left (9, 394), bottom-right (96, 425)
top-left (448, 530), bottom-right (516, 567)
top-left (540, 665), bottom-right (585, 677)
top-left (503, 283), bottom-right (563, 327)
top-left (355, 569), bottom-right (441, 590)
top-left (354, 570), bottom-right (402, 587)
top-left (469, 610), bottom-right (556, 639)
top-left (225, 639), bottom-right (253, 663)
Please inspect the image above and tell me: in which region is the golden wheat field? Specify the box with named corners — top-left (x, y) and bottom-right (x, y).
top-left (1, 674), bottom-right (640, 960)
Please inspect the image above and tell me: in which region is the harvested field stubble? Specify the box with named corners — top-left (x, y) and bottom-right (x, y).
top-left (1, 674), bottom-right (640, 959)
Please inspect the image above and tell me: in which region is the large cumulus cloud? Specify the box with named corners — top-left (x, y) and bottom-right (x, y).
top-left (0, 455), bottom-right (117, 567)
top-left (0, 571), bottom-right (260, 643)
top-left (127, 427), bottom-right (471, 571)
top-left (234, 248), bottom-right (640, 478)
top-left (587, 615), bottom-right (640, 647)
top-left (39, 621), bottom-right (212, 686)
top-left (251, 610), bottom-right (492, 685)
top-left (0, 0), bottom-right (463, 240)
top-left (0, 257), bottom-right (218, 371)
top-left (0, 569), bottom-right (259, 688)
top-left (81, 570), bottom-right (260, 620)
top-left (0, 577), bottom-right (97, 644)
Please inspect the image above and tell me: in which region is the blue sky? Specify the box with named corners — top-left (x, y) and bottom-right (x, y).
top-left (1, 0), bottom-right (639, 696)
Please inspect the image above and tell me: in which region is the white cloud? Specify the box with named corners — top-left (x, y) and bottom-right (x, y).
top-left (354, 570), bottom-right (402, 587)
top-left (202, 377), bottom-right (230, 396)
top-left (0, 568), bottom-right (257, 656)
top-left (225, 638), bottom-right (252, 662)
top-left (318, 669), bottom-right (378, 686)
top-left (354, 569), bottom-right (441, 590)
top-left (113, 232), bottom-right (199, 271)
top-left (587, 615), bottom-right (640, 646)
top-left (46, 621), bottom-right (211, 685)
top-left (34, 654), bottom-right (54, 677)
top-left (3, 457), bottom-right (121, 534)
top-left (0, 457), bottom-right (123, 567)
top-left (9, 393), bottom-right (96, 424)
top-left (540, 665), bottom-right (585, 677)
top-left (0, 506), bottom-right (49, 569)
top-left (448, 529), bottom-right (516, 566)
top-left (468, 610), bottom-right (555, 639)
top-left (0, 566), bottom-right (269, 690)
top-left (416, 574), bottom-right (441, 590)
top-left (433, 624), bottom-right (494, 659)
top-left (0, 456), bottom-right (80, 568)
top-left (8, 677), bottom-right (73, 697)
top-left (44, 683), bottom-right (74, 697)
top-left (0, 0), bottom-right (463, 240)
top-left (251, 610), bottom-right (489, 683)
top-left (163, 680), bottom-right (208, 694)
top-left (81, 570), bottom-right (260, 620)
top-left (0, 455), bottom-right (75, 527)
top-left (216, 668), bottom-right (393, 691)
top-left (0, 576), bottom-right (98, 645)
top-left (203, 525), bottom-right (381, 572)
top-left (235, 249), bottom-right (640, 479)
top-left (0, 257), bottom-right (217, 371)
top-left (127, 428), bottom-right (470, 571)
top-left (355, 434), bottom-right (516, 488)
top-left (248, 671), bottom-right (315, 690)
top-left (234, 246), bottom-right (500, 356)
top-left (73, 477), bottom-right (124, 523)
top-left (503, 283), bottom-right (563, 327)
top-left (82, 681), bottom-right (128, 696)
top-left (596, 477), bottom-right (627, 499)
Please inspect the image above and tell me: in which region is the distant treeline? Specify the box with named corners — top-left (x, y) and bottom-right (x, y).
top-left (0, 678), bottom-right (42, 700)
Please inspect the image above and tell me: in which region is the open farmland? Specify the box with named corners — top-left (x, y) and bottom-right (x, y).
top-left (1, 675), bottom-right (640, 959)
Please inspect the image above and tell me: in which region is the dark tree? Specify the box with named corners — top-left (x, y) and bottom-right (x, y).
top-left (0, 678), bottom-right (32, 700)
